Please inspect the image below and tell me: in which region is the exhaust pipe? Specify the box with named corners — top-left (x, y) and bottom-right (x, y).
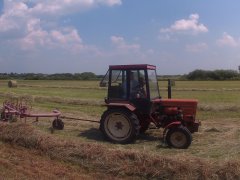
top-left (168, 79), bottom-right (175, 99)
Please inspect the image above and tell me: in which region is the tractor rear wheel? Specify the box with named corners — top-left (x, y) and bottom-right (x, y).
top-left (166, 126), bottom-right (192, 149)
top-left (52, 118), bottom-right (64, 130)
top-left (100, 109), bottom-right (140, 144)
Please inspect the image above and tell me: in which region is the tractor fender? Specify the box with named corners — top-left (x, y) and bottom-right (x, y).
top-left (163, 121), bottom-right (181, 135)
top-left (105, 103), bottom-right (136, 112)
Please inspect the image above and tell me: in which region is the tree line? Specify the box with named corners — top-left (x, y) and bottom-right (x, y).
top-left (0, 72), bottom-right (103, 80)
top-left (0, 69), bottom-right (239, 80)
top-left (184, 69), bottom-right (240, 80)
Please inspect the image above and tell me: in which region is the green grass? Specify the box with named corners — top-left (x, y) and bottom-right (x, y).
top-left (159, 80), bottom-right (240, 89)
top-left (1, 80), bottom-right (240, 119)
top-left (1, 80), bottom-right (240, 178)
top-left (1, 83), bottom-right (106, 100)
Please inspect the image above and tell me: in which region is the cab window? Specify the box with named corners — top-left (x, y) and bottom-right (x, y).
top-left (108, 70), bottom-right (127, 99)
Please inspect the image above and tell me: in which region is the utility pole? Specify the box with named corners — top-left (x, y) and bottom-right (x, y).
top-left (239, 66), bottom-right (240, 73)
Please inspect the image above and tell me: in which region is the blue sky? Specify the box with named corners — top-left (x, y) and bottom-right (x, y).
top-left (0, 0), bottom-right (240, 75)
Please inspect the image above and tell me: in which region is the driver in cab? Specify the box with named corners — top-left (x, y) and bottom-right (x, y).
top-left (130, 72), bottom-right (146, 99)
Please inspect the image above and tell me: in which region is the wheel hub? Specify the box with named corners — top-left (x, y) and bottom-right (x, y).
top-left (115, 121), bottom-right (124, 130)
top-left (170, 132), bottom-right (187, 147)
top-left (105, 113), bottom-right (131, 140)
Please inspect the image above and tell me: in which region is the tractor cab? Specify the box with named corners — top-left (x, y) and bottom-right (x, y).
top-left (100, 64), bottom-right (160, 102)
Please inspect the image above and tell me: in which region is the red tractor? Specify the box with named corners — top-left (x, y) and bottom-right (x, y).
top-left (100, 64), bottom-right (199, 148)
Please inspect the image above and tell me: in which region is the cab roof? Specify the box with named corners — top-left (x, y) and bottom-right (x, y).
top-left (109, 64), bottom-right (156, 70)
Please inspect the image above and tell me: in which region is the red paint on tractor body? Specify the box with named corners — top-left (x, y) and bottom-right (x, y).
top-left (163, 121), bottom-right (181, 130)
top-left (153, 98), bottom-right (198, 119)
top-left (105, 102), bottom-right (136, 112)
top-left (109, 64), bottom-right (156, 70)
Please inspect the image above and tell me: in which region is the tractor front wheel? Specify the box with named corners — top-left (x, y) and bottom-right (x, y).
top-left (100, 109), bottom-right (140, 144)
top-left (166, 126), bottom-right (192, 149)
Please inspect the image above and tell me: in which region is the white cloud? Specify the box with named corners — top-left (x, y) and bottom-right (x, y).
top-left (0, 15), bottom-right (18, 32)
top-left (108, 36), bottom-right (153, 64)
top-left (158, 34), bottom-right (178, 42)
top-left (158, 34), bottom-right (171, 41)
top-left (185, 42), bottom-right (208, 53)
top-left (25, 0), bottom-right (121, 16)
top-left (19, 25), bottom-right (96, 54)
top-left (97, 0), bottom-right (122, 6)
top-left (0, 0), bottom-right (122, 33)
top-left (0, 2), bottom-right (29, 33)
top-left (28, 1), bottom-right (94, 16)
top-left (216, 32), bottom-right (239, 47)
top-left (20, 29), bottom-right (48, 49)
top-left (51, 29), bottom-right (82, 44)
top-left (111, 36), bottom-right (140, 52)
top-left (146, 49), bottom-right (154, 54)
top-left (0, 0), bottom-right (121, 53)
top-left (161, 14), bottom-right (208, 34)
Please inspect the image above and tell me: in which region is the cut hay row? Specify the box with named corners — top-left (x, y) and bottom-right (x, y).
top-left (170, 88), bottom-right (240, 92)
top-left (198, 104), bottom-right (240, 112)
top-left (13, 84), bottom-right (240, 91)
top-left (1, 92), bottom-right (240, 112)
top-left (0, 143), bottom-right (98, 180)
top-left (0, 92), bottom-right (104, 106)
top-left (0, 123), bottom-right (239, 179)
top-left (18, 84), bottom-right (107, 90)
top-left (34, 96), bottom-right (104, 106)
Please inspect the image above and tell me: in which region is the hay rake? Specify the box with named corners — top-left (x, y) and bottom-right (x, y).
top-left (0, 97), bottom-right (99, 130)
top-left (0, 99), bottom-right (64, 130)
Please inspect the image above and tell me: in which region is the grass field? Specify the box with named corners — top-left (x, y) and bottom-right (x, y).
top-left (0, 80), bottom-right (240, 179)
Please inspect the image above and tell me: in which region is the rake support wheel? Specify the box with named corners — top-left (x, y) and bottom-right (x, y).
top-left (100, 109), bottom-right (140, 144)
top-left (52, 118), bottom-right (64, 130)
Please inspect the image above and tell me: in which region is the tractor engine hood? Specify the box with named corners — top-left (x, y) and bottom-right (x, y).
top-left (153, 99), bottom-right (198, 117)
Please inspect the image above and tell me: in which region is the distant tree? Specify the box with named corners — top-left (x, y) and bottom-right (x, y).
top-left (187, 69), bottom-right (240, 80)
top-left (0, 72), bottom-right (100, 80)
top-left (214, 70), bottom-right (239, 80)
top-left (187, 70), bottom-right (209, 80)
top-left (80, 72), bottom-right (96, 80)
